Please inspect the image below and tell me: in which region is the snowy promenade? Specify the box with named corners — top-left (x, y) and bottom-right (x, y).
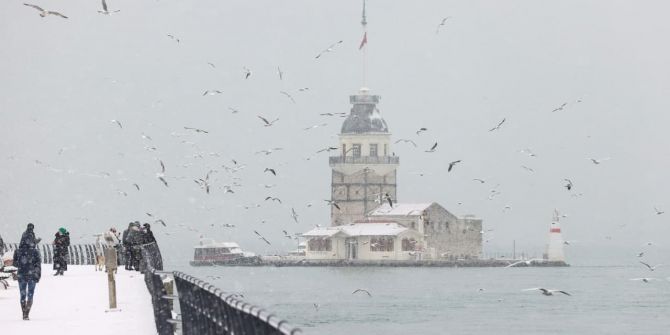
top-left (0, 265), bottom-right (157, 334)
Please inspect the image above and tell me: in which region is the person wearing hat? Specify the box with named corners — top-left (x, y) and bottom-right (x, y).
top-left (121, 222), bottom-right (135, 270)
top-left (13, 223), bottom-right (42, 320)
top-left (53, 227), bottom-right (70, 276)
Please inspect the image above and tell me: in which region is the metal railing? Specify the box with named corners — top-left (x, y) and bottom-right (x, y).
top-left (140, 244), bottom-right (302, 335)
top-left (3, 243), bottom-right (124, 266)
top-left (329, 155), bottom-right (399, 165)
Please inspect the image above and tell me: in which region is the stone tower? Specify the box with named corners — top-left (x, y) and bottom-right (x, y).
top-left (329, 88), bottom-right (399, 226)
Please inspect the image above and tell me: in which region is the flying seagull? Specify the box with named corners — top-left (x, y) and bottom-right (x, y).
top-left (24, 3), bottom-right (68, 18)
top-left (291, 208), bottom-right (299, 223)
top-left (277, 66), bottom-right (283, 80)
top-left (564, 179), bottom-right (573, 191)
top-left (521, 165), bottom-right (535, 173)
top-left (551, 102), bottom-right (568, 113)
top-left (264, 168), bottom-right (277, 176)
top-left (304, 123), bottom-right (328, 131)
top-left (253, 230), bottom-right (271, 245)
top-left (207, 62), bottom-right (216, 68)
top-left (184, 126), bottom-right (209, 133)
top-left (589, 157), bottom-right (611, 165)
top-left (352, 289), bottom-right (372, 297)
top-left (383, 193), bottom-right (393, 208)
top-left (630, 278), bottom-right (660, 283)
top-left (472, 178), bottom-right (486, 184)
top-left (256, 148), bottom-right (283, 155)
top-left (110, 119), bottom-right (122, 129)
top-left (316, 147), bottom-right (338, 153)
top-left (315, 40), bottom-right (343, 59)
top-left (98, 0), bottom-right (120, 15)
top-left (202, 90), bottom-right (223, 96)
top-left (448, 160), bottom-right (461, 172)
top-left (395, 139), bottom-right (417, 147)
top-left (523, 288), bottom-right (571, 296)
top-left (166, 34), bottom-right (180, 43)
top-left (243, 67), bottom-right (252, 79)
top-left (640, 261), bottom-right (662, 271)
top-left (488, 118), bottom-right (506, 132)
top-left (654, 207), bottom-right (664, 215)
top-left (280, 91), bottom-right (296, 103)
top-left (416, 127), bottom-right (428, 135)
top-left (325, 199), bottom-right (341, 210)
top-left (425, 142), bottom-right (438, 153)
top-left (257, 115), bottom-right (279, 127)
top-left (133, 183), bottom-right (140, 191)
top-left (435, 17), bottom-right (452, 34)
top-left (155, 219), bottom-right (166, 227)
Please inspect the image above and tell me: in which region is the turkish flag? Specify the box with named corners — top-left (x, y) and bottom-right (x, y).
top-left (359, 32), bottom-right (368, 50)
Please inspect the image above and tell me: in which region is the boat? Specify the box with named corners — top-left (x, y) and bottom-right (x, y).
top-left (189, 239), bottom-right (261, 266)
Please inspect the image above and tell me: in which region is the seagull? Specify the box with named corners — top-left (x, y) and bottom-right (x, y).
top-left (110, 119), bottom-right (122, 129)
top-left (472, 178), bottom-right (486, 184)
top-left (395, 139), bottom-right (417, 147)
top-left (133, 183), bottom-right (140, 191)
top-left (564, 179), bottom-right (573, 191)
top-left (166, 34), bottom-right (180, 43)
top-left (264, 168), bottom-right (277, 176)
top-left (320, 112), bottom-right (347, 117)
top-left (435, 17), bottom-right (452, 34)
top-left (505, 259), bottom-right (539, 268)
top-left (265, 196), bottom-right (282, 203)
top-left (202, 90), bottom-right (223, 96)
top-left (298, 87), bottom-right (310, 92)
top-left (158, 176), bottom-right (168, 187)
top-left (654, 207), bottom-right (664, 215)
top-left (352, 289), bottom-right (372, 297)
top-left (207, 62), bottom-right (216, 68)
top-left (551, 102), bottom-right (568, 113)
top-left (155, 219), bottom-right (166, 227)
top-left (228, 107), bottom-right (240, 114)
top-left (640, 261), bottom-right (662, 271)
top-left (589, 157), bottom-right (611, 165)
top-left (255, 148), bottom-right (283, 155)
top-left (253, 230), bottom-right (271, 245)
top-left (280, 91), bottom-right (296, 103)
top-left (325, 199), bottom-right (341, 210)
top-left (184, 126), bottom-right (209, 133)
top-left (630, 278), bottom-right (659, 283)
top-left (97, 0), bottom-right (120, 15)
top-left (313, 303), bottom-right (319, 311)
top-left (523, 288), bottom-right (571, 296)
top-left (521, 165), bottom-right (535, 173)
top-left (277, 66), bottom-right (283, 80)
top-left (304, 123), bottom-right (328, 131)
top-left (316, 146), bottom-right (339, 153)
top-left (488, 118), bottom-right (506, 132)
top-left (23, 3), bottom-right (68, 18)
top-left (519, 148), bottom-right (537, 157)
top-left (222, 223), bottom-right (235, 228)
top-left (383, 193), bottom-right (393, 208)
top-left (448, 160), bottom-right (461, 172)
top-left (425, 142), bottom-right (438, 153)
top-left (291, 208), bottom-right (299, 223)
top-left (315, 40), bottom-right (343, 59)
top-left (416, 127), bottom-right (428, 135)
top-left (243, 67), bottom-right (252, 79)
top-left (637, 252), bottom-right (644, 258)
top-left (257, 115), bottom-right (279, 127)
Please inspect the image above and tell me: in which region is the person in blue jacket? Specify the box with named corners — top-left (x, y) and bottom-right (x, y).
top-left (13, 223), bottom-right (42, 320)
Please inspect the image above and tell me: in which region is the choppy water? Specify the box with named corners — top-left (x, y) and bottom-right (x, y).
top-left (173, 265), bottom-right (670, 334)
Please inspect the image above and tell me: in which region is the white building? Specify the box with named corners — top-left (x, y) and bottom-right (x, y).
top-left (303, 222), bottom-right (424, 261)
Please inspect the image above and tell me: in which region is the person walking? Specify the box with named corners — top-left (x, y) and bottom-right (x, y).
top-left (128, 222), bottom-right (143, 271)
top-left (53, 228), bottom-right (70, 276)
top-left (13, 224), bottom-right (42, 320)
top-left (121, 222), bottom-right (134, 270)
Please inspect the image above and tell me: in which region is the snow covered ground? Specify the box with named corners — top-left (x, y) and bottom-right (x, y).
top-left (0, 265), bottom-right (157, 334)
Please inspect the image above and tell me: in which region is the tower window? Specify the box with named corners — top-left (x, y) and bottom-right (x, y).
top-left (369, 144), bottom-right (378, 157)
top-left (342, 144), bottom-right (347, 157)
top-left (352, 144), bottom-right (361, 158)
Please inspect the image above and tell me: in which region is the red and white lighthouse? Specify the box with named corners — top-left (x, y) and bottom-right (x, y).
top-left (545, 210), bottom-right (566, 262)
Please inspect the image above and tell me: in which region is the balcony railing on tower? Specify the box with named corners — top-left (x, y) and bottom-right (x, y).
top-left (329, 156), bottom-right (399, 165)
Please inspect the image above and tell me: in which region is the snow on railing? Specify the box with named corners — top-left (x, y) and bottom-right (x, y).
top-left (3, 242), bottom-right (121, 266)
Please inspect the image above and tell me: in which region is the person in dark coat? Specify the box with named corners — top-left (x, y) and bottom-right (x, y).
top-left (0, 233), bottom-right (5, 257)
top-left (128, 222), bottom-right (143, 271)
top-left (121, 222), bottom-right (134, 270)
top-left (141, 223), bottom-right (156, 244)
top-left (53, 227), bottom-right (70, 276)
top-left (13, 224), bottom-right (42, 320)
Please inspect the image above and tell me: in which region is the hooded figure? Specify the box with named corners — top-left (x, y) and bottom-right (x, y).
top-left (13, 224), bottom-right (42, 320)
top-left (121, 222), bottom-right (134, 270)
top-left (53, 227), bottom-right (70, 276)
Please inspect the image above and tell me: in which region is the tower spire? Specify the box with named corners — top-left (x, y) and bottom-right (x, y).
top-left (360, 0), bottom-right (368, 87)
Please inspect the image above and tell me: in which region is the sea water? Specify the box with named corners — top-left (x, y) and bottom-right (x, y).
top-left (172, 265), bottom-right (670, 334)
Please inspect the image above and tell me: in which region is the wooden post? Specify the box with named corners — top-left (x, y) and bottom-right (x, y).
top-left (104, 247), bottom-right (119, 310)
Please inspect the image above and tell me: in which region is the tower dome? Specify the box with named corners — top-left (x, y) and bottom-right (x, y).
top-left (341, 88), bottom-right (388, 134)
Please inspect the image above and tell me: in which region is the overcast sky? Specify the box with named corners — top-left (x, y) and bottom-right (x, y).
top-left (2, 0), bottom-right (669, 266)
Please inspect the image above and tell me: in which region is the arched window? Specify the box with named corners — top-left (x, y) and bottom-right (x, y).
top-left (401, 238), bottom-right (416, 251)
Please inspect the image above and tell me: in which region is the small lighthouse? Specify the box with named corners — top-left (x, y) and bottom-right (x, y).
top-left (545, 209), bottom-right (566, 262)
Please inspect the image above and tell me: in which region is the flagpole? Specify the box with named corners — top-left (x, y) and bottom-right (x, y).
top-left (361, 0), bottom-right (367, 88)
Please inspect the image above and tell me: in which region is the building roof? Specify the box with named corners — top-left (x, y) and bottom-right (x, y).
top-left (303, 222), bottom-right (412, 237)
top-left (341, 89), bottom-right (389, 134)
top-left (368, 203), bottom-right (433, 216)
top-left (195, 239), bottom-right (241, 249)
